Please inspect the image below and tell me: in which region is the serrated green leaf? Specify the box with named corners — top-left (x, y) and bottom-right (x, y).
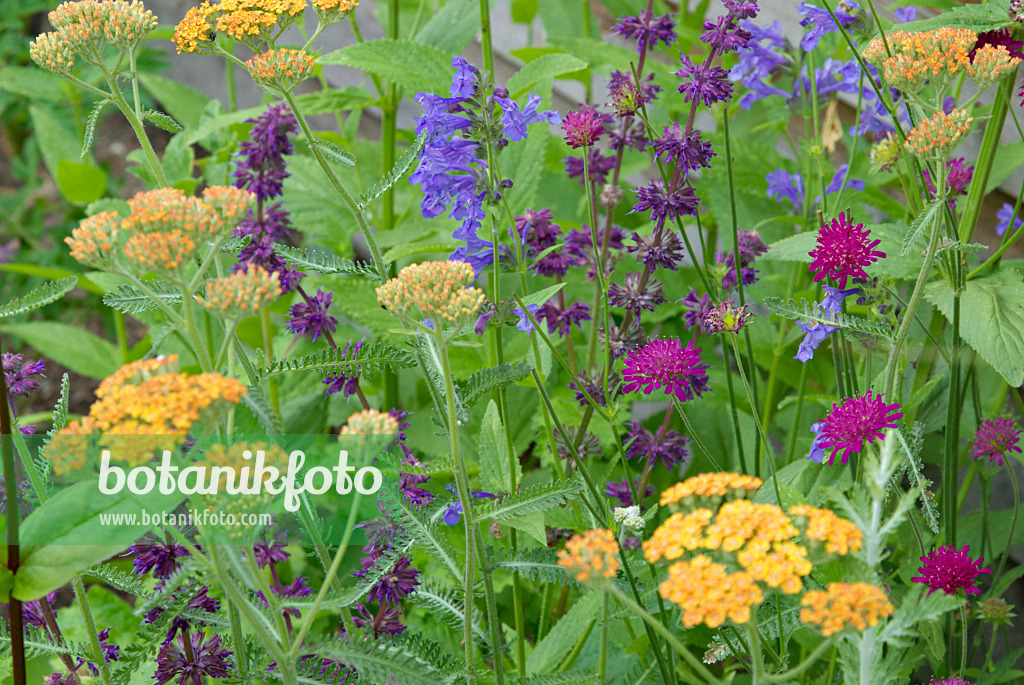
top-left (359, 133), bottom-right (426, 209)
top-left (413, 0), bottom-right (480, 54)
top-left (319, 39), bottom-right (452, 93)
top-left (0, 65), bottom-right (65, 101)
top-left (518, 282), bottom-right (566, 308)
top-left (478, 400), bottom-right (514, 494)
top-left (102, 282), bottom-right (183, 315)
top-left (898, 0), bottom-right (1012, 32)
top-left (925, 269), bottom-right (1024, 386)
top-left (763, 296), bottom-right (894, 339)
top-left (527, 591), bottom-right (601, 674)
top-left (260, 341), bottom-right (416, 380)
top-left (506, 53), bottom-right (588, 98)
top-left (1, 321), bottom-right (119, 378)
top-left (310, 136), bottom-right (356, 167)
top-left (143, 109), bottom-right (183, 133)
top-left (462, 362), bottom-right (531, 405)
top-left (56, 160), bottom-right (106, 205)
top-left (901, 197), bottom-right (945, 256)
top-left (0, 277), bottom-right (77, 319)
top-left (489, 546), bottom-right (580, 587)
top-left (315, 632), bottom-right (457, 685)
top-left (82, 99), bottom-right (111, 158)
top-left (473, 479), bottom-right (582, 524)
top-left (762, 230), bottom-right (815, 263)
top-left (273, 244), bottom-right (378, 275)
top-left (138, 73), bottom-right (211, 130)
top-left (379, 483), bottom-right (463, 583)
top-left (383, 242), bottom-right (456, 262)
top-left (242, 385), bottom-right (282, 434)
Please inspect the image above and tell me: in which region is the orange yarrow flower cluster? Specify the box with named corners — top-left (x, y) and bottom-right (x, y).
top-left (311, 0), bottom-right (356, 22)
top-left (31, 0), bottom-right (157, 73)
top-left (66, 211), bottom-right (120, 268)
top-left (196, 263), bottom-right (282, 317)
top-left (557, 529), bottom-right (620, 585)
top-left (123, 229), bottom-right (197, 271)
top-left (247, 48), bottom-right (315, 90)
top-left (659, 555), bottom-right (763, 628)
top-left (904, 108), bottom-right (973, 161)
top-left (173, 0), bottom-right (307, 54)
top-left (863, 28), bottom-right (975, 94)
top-left (659, 471), bottom-right (762, 507)
top-left (789, 504), bottom-right (864, 556)
top-left (53, 356), bottom-right (246, 473)
top-left (376, 260), bottom-right (486, 328)
top-left (800, 582), bottom-right (893, 636)
top-left (967, 44), bottom-right (1022, 88)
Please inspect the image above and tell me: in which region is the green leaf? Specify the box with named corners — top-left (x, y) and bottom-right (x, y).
top-left (410, 578), bottom-right (489, 645)
top-left (511, 0), bottom-right (539, 23)
top-left (546, 36), bottom-right (637, 69)
top-left (138, 73), bottom-right (211, 130)
top-left (242, 385), bottom-right (282, 434)
top-left (925, 269), bottom-right (1024, 386)
top-left (0, 321), bottom-right (120, 379)
top-left (489, 546), bottom-right (580, 586)
top-left (762, 296), bottom-right (895, 339)
top-left (986, 140), bottom-right (1024, 194)
top-left (0, 66), bottom-right (65, 101)
top-left (473, 479), bottom-right (583, 524)
top-left (898, 0), bottom-right (1012, 32)
top-left (413, 0), bottom-right (480, 54)
top-left (102, 282), bottom-right (183, 315)
top-left (527, 591), bottom-right (601, 674)
top-left (15, 479), bottom-right (184, 600)
top-left (901, 197), bottom-right (944, 257)
top-left (319, 39), bottom-right (452, 93)
top-left (462, 362), bottom-right (532, 405)
top-left (315, 632), bottom-right (457, 685)
top-left (82, 99), bottom-right (111, 158)
top-left (518, 282), bottom-right (566, 308)
top-left (506, 53), bottom-right (588, 98)
top-left (162, 133), bottom-right (195, 185)
top-left (273, 244), bottom-right (379, 275)
top-left (30, 104), bottom-right (81, 180)
top-left (762, 231), bottom-right (815, 263)
top-left (478, 400), bottom-right (515, 494)
top-left (383, 242), bottom-right (455, 262)
top-left (359, 133), bottom-right (427, 209)
top-left (379, 483), bottom-right (463, 583)
top-left (259, 341), bottom-right (417, 380)
top-left (143, 109), bottom-right (183, 133)
top-left (309, 137), bottom-right (356, 167)
top-left (56, 160), bottom-right (107, 205)
top-left (0, 277), bottom-right (77, 319)
top-left (505, 510), bottom-right (547, 545)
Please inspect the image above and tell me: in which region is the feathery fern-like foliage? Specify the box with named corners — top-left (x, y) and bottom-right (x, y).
top-left (312, 631), bottom-right (459, 685)
top-left (309, 137), bottom-right (356, 167)
top-left (242, 384), bottom-right (283, 434)
top-left (487, 546), bottom-right (579, 587)
top-left (102, 282), bottom-right (183, 315)
top-left (359, 133), bottom-right (427, 209)
top-left (410, 577), bottom-right (489, 646)
top-left (82, 99), bottom-right (111, 157)
top-left (762, 296), bottom-right (895, 339)
top-left (274, 244), bottom-right (380, 276)
top-left (289, 539), bottom-right (414, 611)
top-left (0, 277), bottom-right (77, 319)
top-left (85, 563), bottom-right (152, 597)
top-left (379, 481), bottom-right (463, 583)
top-left (511, 671), bottom-right (602, 685)
top-left (460, 362), bottom-right (531, 406)
top-left (472, 479), bottom-right (583, 524)
top-left (143, 109), bottom-right (183, 133)
top-left (0, 622), bottom-right (91, 661)
top-left (258, 341), bottom-right (416, 381)
top-left (901, 197), bottom-right (944, 256)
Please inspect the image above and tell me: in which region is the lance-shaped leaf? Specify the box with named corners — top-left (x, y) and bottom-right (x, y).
top-left (762, 296), bottom-right (895, 339)
top-left (461, 362), bottom-right (531, 406)
top-left (308, 136), bottom-right (356, 167)
top-left (0, 277), bottom-right (77, 319)
top-left (488, 545), bottom-right (580, 587)
top-left (102, 281), bottom-right (183, 315)
top-left (410, 578), bottom-right (488, 646)
top-left (379, 481), bottom-right (463, 583)
top-left (273, 244), bottom-right (379, 275)
top-left (259, 341), bottom-right (417, 381)
top-left (360, 132), bottom-right (427, 209)
top-left (313, 630), bottom-right (458, 685)
top-left (473, 479), bottom-right (583, 525)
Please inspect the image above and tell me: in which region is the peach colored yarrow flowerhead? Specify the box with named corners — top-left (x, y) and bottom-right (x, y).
top-left (863, 29), bottom-right (975, 94)
top-left (341, 409), bottom-right (400, 437)
top-left (122, 187), bottom-right (225, 237)
top-left (66, 210), bottom-right (120, 269)
top-left (967, 44), bottom-right (1022, 88)
top-left (196, 263), bottom-right (282, 317)
top-left (800, 582), bottom-right (893, 636)
top-left (557, 529), bottom-right (620, 585)
top-left (376, 260), bottom-right (485, 328)
top-left (789, 504), bottom-right (863, 555)
top-left (659, 471), bottom-right (762, 507)
top-left (173, 0), bottom-right (307, 53)
top-left (246, 48), bottom-right (315, 90)
top-left (311, 0), bottom-right (357, 22)
top-left (122, 230), bottom-right (197, 272)
top-left (905, 108), bottom-right (973, 161)
top-left (31, 0), bottom-right (158, 71)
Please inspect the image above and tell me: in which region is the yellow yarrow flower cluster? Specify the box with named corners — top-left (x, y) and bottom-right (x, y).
top-left (31, 0), bottom-right (157, 73)
top-left (863, 28), bottom-right (975, 94)
top-left (800, 582), bottom-right (893, 636)
top-left (196, 263), bottom-right (282, 317)
top-left (52, 356), bottom-right (247, 473)
top-left (644, 472), bottom-right (865, 628)
top-left (310, 0), bottom-right (356, 22)
top-left (246, 48), bottom-right (315, 90)
top-left (557, 529), bottom-right (620, 585)
top-left (173, 0), bottom-right (309, 54)
top-left (376, 260), bottom-right (486, 328)
top-left (904, 108), bottom-right (973, 161)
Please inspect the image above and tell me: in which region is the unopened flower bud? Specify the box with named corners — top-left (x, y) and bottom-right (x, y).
top-left (66, 211), bottom-right (120, 269)
top-left (196, 264), bottom-right (282, 317)
top-left (498, 179), bottom-right (513, 189)
top-left (123, 230), bottom-right (196, 272)
top-left (246, 48), bottom-right (315, 91)
top-left (600, 183), bottom-right (623, 207)
top-left (492, 85), bottom-right (509, 99)
top-left (905, 108), bottom-right (973, 161)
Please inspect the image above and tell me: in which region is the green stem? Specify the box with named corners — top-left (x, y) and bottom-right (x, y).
top-left (959, 603), bottom-right (969, 676)
top-left (72, 576), bottom-right (112, 685)
top-left (227, 600), bottom-right (251, 685)
top-left (99, 65), bottom-right (168, 188)
top-left (988, 461), bottom-right (1019, 597)
top-left (723, 336), bottom-right (747, 474)
top-left (673, 397), bottom-right (724, 472)
top-left (786, 364), bottom-right (810, 461)
top-left (763, 636), bottom-right (837, 682)
top-left (959, 75), bottom-right (1013, 244)
top-left (478, 0), bottom-right (494, 77)
top-left (944, 289), bottom-right (961, 546)
top-left (280, 90), bottom-right (388, 284)
top-left (729, 335), bottom-right (782, 506)
top-left (747, 620), bottom-right (765, 685)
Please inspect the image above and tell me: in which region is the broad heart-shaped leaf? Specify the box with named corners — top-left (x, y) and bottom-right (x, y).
top-left (319, 39), bottom-right (452, 93)
top-left (15, 479), bottom-right (184, 600)
top-left (478, 399), bottom-right (516, 494)
top-left (56, 160), bottom-right (106, 205)
top-left (506, 53), bottom-right (588, 98)
top-left (0, 321), bottom-right (120, 379)
top-left (762, 230), bottom-right (815, 263)
top-left (925, 269), bottom-right (1024, 386)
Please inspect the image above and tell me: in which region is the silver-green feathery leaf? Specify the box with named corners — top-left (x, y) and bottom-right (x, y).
top-left (102, 282), bottom-right (183, 315)
top-left (359, 132), bottom-right (427, 209)
top-left (273, 244), bottom-right (380, 276)
top-left (0, 277), bottom-right (77, 319)
top-left (762, 296), bottom-right (895, 339)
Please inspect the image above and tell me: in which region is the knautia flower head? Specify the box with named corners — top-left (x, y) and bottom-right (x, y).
top-left (659, 555), bottom-right (762, 628)
top-left (808, 212), bottom-right (885, 288)
top-left (561, 106), bottom-right (605, 149)
top-left (788, 504), bottom-right (863, 555)
top-left (631, 178), bottom-right (700, 228)
top-left (863, 29), bottom-right (975, 94)
top-left (905, 108), bottom-right (973, 161)
top-left (122, 230), bottom-right (197, 273)
top-left (970, 417), bottom-right (1022, 466)
top-left (66, 210), bottom-right (120, 269)
top-left (914, 545), bottom-right (992, 595)
top-left (611, 10), bottom-right (677, 54)
top-left (626, 421), bottom-right (689, 470)
top-left (311, 0), bottom-right (357, 23)
top-left (928, 678), bottom-right (970, 685)
top-left (703, 299), bottom-right (752, 334)
top-left (659, 472), bottom-right (762, 508)
top-left (978, 597), bottom-right (1016, 625)
top-left (967, 44), bottom-right (1022, 88)
top-left (816, 391), bottom-right (902, 465)
top-left (557, 529), bottom-right (621, 585)
top-left (375, 260), bottom-right (485, 329)
top-left (622, 338), bottom-right (708, 402)
top-left (246, 48), bottom-right (315, 90)
top-left (608, 272), bottom-right (668, 313)
top-left (1013, 0), bottom-right (1024, 23)
top-left (196, 263), bottom-right (282, 317)
top-left (800, 583), bottom-right (893, 636)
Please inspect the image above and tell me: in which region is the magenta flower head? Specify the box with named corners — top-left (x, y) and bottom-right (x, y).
top-left (808, 212), bottom-right (885, 288)
top-left (970, 417), bottom-right (1022, 466)
top-left (928, 678), bottom-right (970, 685)
top-left (817, 390), bottom-right (902, 464)
top-left (622, 338), bottom-right (708, 402)
top-left (561, 106), bottom-right (605, 149)
top-left (913, 545), bottom-right (992, 596)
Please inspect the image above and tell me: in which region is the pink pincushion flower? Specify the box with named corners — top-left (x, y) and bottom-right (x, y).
top-left (970, 417), bottom-right (1022, 466)
top-left (928, 678), bottom-right (970, 685)
top-left (913, 545), bottom-right (991, 596)
top-left (817, 390), bottom-right (902, 465)
top-left (622, 338), bottom-right (707, 401)
top-left (808, 212), bottom-right (885, 288)
top-left (561, 106), bottom-right (605, 149)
